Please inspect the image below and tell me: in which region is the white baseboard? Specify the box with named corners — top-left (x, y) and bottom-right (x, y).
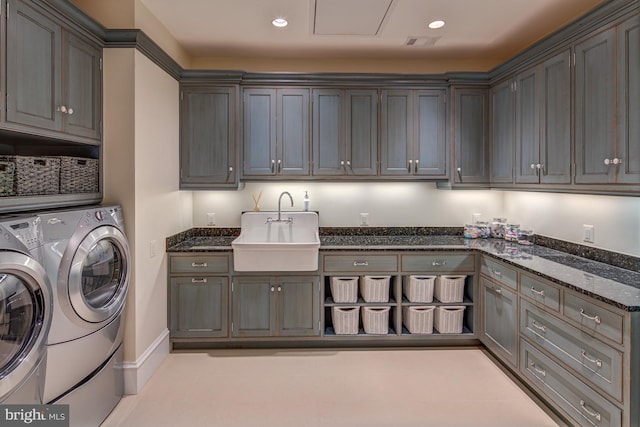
top-left (120, 329), bottom-right (170, 395)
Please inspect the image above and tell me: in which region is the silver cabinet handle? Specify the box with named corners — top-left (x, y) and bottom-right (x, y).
top-left (346, 160), bottom-right (351, 167)
top-left (456, 167), bottom-right (462, 181)
top-left (57, 105), bottom-right (67, 113)
top-left (414, 159), bottom-right (419, 173)
top-left (530, 362), bottom-right (546, 377)
top-left (67, 107), bottom-right (74, 115)
top-left (408, 160), bottom-right (413, 172)
top-left (579, 400), bottom-right (602, 422)
top-left (604, 158), bottom-right (612, 165)
top-left (432, 260), bottom-right (447, 266)
top-left (531, 320), bottom-right (546, 333)
top-left (191, 278), bottom-right (207, 283)
top-left (228, 166), bottom-right (233, 173)
top-left (277, 159), bottom-right (282, 173)
top-left (353, 261), bottom-right (369, 267)
top-left (270, 286), bottom-right (275, 292)
top-left (493, 286), bottom-right (502, 295)
top-left (530, 287), bottom-right (545, 297)
top-left (530, 163), bottom-right (536, 170)
top-left (581, 350), bottom-right (603, 368)
top-left (277, 286), bottom-right (282, 292)
top-left (271, 159), bottom-right (276, 172)
top-left (191, 262), bottom-right (208, 268)
top-left (612, 157), bottom-right (623, 165)
top-left (489, 268), bottom-right (502, 277)
top-left (579, 308), bottom-right (601, 324)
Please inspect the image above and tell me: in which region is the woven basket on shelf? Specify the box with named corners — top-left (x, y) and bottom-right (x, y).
top-left (404, 275), bottom-right (436, 303)
top-left (0, 160), bottom-right (15, 196)
top-left (330, 277), bottom-right (358, 303)
top-left (403, 306), bottom-right (435, 334)
top-left (361, 276), bottom-right (390, 302)
top-left (0, 156), bottom-right (60, 195)
top-left (434, 275), bottom-right (466, 303)
top-left (59, 156), bottom-right (99, 194)
top-left (362, 306), bottom-right (390, 335)
top-left (332, 306), bottom-right (360, 335)
top-left (434, 306), bottom-right (465, 334)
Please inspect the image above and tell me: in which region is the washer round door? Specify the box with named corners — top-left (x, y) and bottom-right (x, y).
top-left (0, 252), bottom-right (51, 402)
top-left (67, 226), bottom-right (130, 324)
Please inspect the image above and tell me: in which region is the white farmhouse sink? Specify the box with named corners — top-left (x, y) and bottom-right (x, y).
top-left (232, 211), bottom-right (320, 272)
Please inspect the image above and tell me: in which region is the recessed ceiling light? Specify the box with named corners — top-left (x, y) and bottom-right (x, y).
top-left (428, 20), bottom-right (445, 29)
top-left (272, 18), bottom-right (288, 28)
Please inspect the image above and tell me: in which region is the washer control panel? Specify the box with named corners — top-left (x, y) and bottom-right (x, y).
top-left (0, 217), bottom-right (42, 251)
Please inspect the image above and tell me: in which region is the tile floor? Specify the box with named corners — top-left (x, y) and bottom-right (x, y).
top-left (102, 348), bottom-right (564, 427)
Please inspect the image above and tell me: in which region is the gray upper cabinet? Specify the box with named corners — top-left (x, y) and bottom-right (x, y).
top-left (490, 80), bottom-right (514, 184)
top-left (5, 0), bottom-right (102, 143)
top-left (451, 87), bottom-right (490, 185)
top-left (243, 88), bottom-right (310, 177)
top-left (312, 89), bottom-right (377, 176)
top-left (574, 28), bottom-right (617, 184)
top-left (616, 15), bottom-right (640, 184)
top-left (381, 89), bottom-right (447, 177)
top-left (514, 68), bottom-right (540, 184)
top-left (180, 86), bottom-right (237, 188)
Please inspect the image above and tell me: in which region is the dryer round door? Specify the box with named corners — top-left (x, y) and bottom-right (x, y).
top-left (0, 252), bottom-right (51, 402)
top-left (67, 226), bottom-right (130, 323)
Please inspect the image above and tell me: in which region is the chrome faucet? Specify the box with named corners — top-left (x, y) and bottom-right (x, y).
top-left (267, 191), bottom-right (294, 223)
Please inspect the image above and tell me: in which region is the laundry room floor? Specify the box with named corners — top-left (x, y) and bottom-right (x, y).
top-left (101, 348), bottom-right (563, 427)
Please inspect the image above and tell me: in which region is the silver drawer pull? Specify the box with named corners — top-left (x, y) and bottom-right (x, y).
top-left (531, 320), bottom-right (546, 333)
top-left (489, 268), bottom-right (502, 277)
top-left (191, 278), bottom-right (207, 283)
top-left (530, 287), bottom-right (545, 297)
top-left (581, 350), bottom-right (603, 368)
top-left (191, 262), bottom-right (208, 268)
top-left (432, 260), bottom-right (447, 266)
top-left (579, 308), bottom-right (601, 324)
top-left (579, 400), bottom-right (602, 422)
top-left (530, 362), bottom-right (546, 377)
top-left (353, 261), bottom-right (369, 266)
top-left (493, 286), bottom-right (502, 295)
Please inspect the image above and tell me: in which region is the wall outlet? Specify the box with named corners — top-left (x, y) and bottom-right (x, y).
top-left (149, 240), bottom-right (158, 258)
top-left (360, 213), bottom-right (369, 226)
top-left (207, 213), bottom-right (216, 226)
top-left (472, 213), bottom-right (481, 223)
top-left (583, 224), bottom-right (594, 243)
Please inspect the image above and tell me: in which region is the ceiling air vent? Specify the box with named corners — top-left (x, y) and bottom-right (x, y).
top-left (404, 36), bottom-right (440, 46)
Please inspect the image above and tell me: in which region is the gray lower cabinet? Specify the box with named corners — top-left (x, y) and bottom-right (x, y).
top-left (243, 88), bottom-right (310, 177)
top-left (170, 276), bottom-right (229, 338)
top-left (180, 85), bottom-right (237, 188)
top-left (312, 89), bottom-right (377, 176)
top-left (380, 89), bottom-right (447, 178)
top-left (232, 276), bottom-right (320, 337)
top-left (5, 0), bottom-right (102, 143)
top-left (480, 277), bottom-right (518, 368)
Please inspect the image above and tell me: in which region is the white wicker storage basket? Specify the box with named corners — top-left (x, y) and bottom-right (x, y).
top-left (434, 306), bottom-right (465, 334)
top-left (332, 306), bottom-right (360, 335)
top-left (59, 156), bottom-right (99, 194)
top-left (434, 275), bottom-right (466, 303)
top-left (0, 160), bottom-right (15, 196)
top-left (361, 276), bottom-right (390, 302)
top-left (404, 275), bottom-right (436, 303)
top-left (362, 306), bottom-right (390, 335)
top-left (330, 277), bottom-right (359, 303)
top-left (0, 156), bottom-right (60, 195)
top-left (402, 306), bottom-right (435, 334)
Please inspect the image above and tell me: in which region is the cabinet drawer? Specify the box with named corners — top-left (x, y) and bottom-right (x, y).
top-left (401, 253), bottom-right (474, 273)
top-left (520, 340), bottom-right (621, 427)
top-left (480, 257), bottom-right (517, 290)
top-left (521, 299), bottom-right (622, 401)
top-left (564, 292), bottom-right (624, 345)
top-left (520, 273), bottom-right (561, 313)
top-left (323, 254), bottom-right (398, 272)
top-left (170, 255), bottom-right (230, 274)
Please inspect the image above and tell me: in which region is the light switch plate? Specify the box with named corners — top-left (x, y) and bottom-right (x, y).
top-left (583, 224), bottom-right (594, 243)
top-left (207, 213), bottom-right (216, 226)
top-left (360, 213), bottom-right (369, 226)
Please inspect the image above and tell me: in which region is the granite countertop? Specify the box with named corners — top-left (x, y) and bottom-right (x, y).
top-left (166, 229), bottom-right (640, 311)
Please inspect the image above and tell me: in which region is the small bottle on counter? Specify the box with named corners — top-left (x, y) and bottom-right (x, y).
top-left (303, 191), bottom-right (310, 212)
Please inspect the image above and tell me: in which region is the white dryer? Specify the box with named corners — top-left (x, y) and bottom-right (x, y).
top-left (39, 205), bottom-right (130, 425)
top-left (0, 215), bottom-right (52, 404)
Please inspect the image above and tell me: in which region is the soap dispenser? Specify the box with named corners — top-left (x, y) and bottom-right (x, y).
top-left (303, 191), bottom-right (310, 212)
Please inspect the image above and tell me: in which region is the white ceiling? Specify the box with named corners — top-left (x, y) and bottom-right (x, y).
top-left (140, 0), bottom-right (607, 62)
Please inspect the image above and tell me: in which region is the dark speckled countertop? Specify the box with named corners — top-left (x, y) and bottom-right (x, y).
top-left (167, 227), bottom-right (640, 311)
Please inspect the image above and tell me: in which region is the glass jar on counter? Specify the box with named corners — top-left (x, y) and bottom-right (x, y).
top-left (476, 221), bottom-right (491, 238)
top-left (490, 218), bottom-right (507, 239)
top-left (464, 222), bottom-right (491, 239)
top-left (518, 229), bottom-right (535, 245)
top-left (504, 224), bottom-right (520, 242)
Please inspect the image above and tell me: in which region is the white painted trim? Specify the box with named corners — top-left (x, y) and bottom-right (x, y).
top-left (120, 329), bottom-right (170, 395)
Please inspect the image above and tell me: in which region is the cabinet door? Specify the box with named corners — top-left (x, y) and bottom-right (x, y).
top-left (180, 86), bottom-right (237, 187)
top-left (346, 90), bottom-right (378, 175)
top-left (232, 277), bottom-right (275, 337)
top-left (539, 50), bottom-right (571, 184)
top-left (62, 31), bottom-right (102, 141)
top-left (490, 80), bottom-right (514, 183)
top-left (170, 277), bottom-right (228, 338)
top-left (277, 276), bottom-right (320, 336)
top-left (617, 16), bottom-right (640, 184)
top-left (453, 88), bottom-right (490, 183)
top-left (6, 0), bottom-right (62, 131)
top-left (414, 90), bottom-right (447, 177)
top-left (514, 69), bottom-right (540, 184)
top-left (243, 89), bottom-right (277, 176)
top-left (574, 28), bottom-right (616, 184)
top-left (312, 89), bottom-right (344, 176)
top-left (481, 278), bottom-right (518, 368)
top-left (380, 90), bottom-right (412, 175)
top-left (278, 89), bottom-right (310, 176)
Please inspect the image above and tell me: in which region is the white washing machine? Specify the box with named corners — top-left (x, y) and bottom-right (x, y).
top-left (39, 205), bottom-right (130, 426)
top-left (0, 215), bottom-right (52, 404)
